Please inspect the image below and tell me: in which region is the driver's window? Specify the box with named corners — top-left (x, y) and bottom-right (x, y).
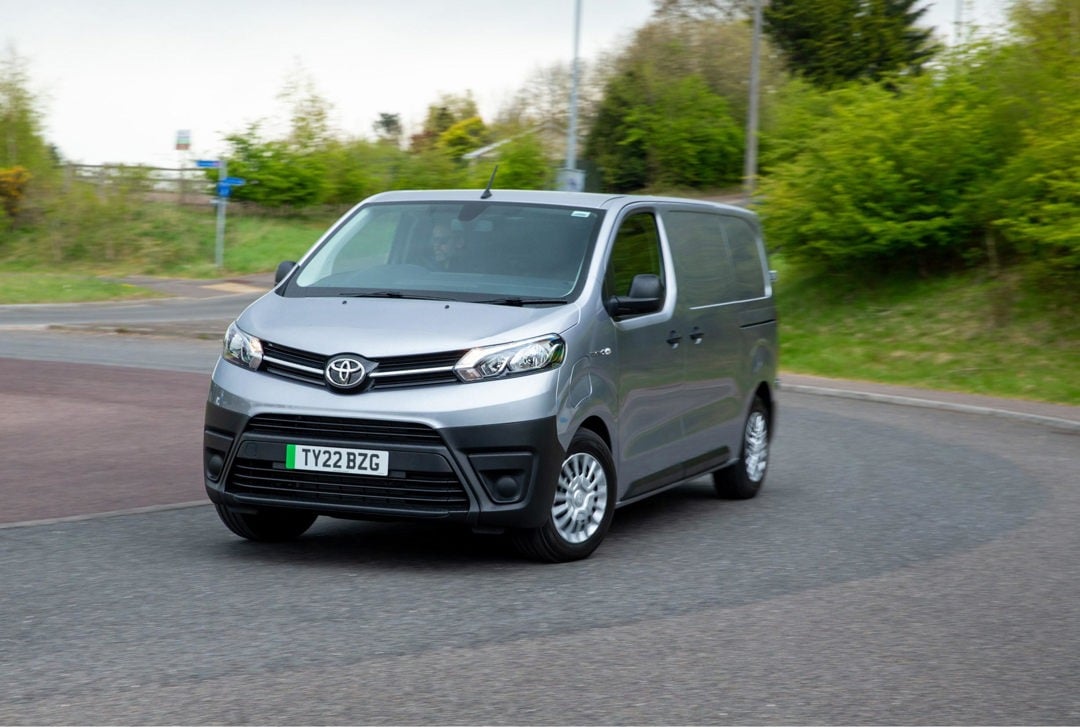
top-left (604, 212), bottom-right (664, 298)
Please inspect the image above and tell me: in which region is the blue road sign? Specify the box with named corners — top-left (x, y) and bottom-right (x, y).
top-left (196, 159), bottom-right (221, 169)
top-left (222, 177), bottom-right (246, 186)
top-left (216, 182), bottom-right (232, 197)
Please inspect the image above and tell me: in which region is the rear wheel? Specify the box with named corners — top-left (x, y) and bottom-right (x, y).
top-left (512, 429), bottom-right (615, 563)
top-left (215, 504), bottom-right (317, 542)
top-left (714, 396), bottom-right (770, 500)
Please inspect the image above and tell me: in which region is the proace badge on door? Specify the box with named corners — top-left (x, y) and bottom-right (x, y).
top-left (286, 444), bottom-right (389, 476)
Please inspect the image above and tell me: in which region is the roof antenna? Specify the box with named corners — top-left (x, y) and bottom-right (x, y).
top-left (480, 165), bottom-right (498, 199)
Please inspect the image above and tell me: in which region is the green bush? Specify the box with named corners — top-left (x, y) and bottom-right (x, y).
top-left (760, 78), bottom-right (993, 272)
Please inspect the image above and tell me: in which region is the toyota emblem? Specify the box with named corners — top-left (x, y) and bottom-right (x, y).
top-left (324, 355), bottom-right (366, 390)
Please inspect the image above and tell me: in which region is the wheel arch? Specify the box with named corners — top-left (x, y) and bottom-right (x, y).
top-left (754, 380), bottom-right (776, 436)
top-left (577, 415), bottom-right (612, 452)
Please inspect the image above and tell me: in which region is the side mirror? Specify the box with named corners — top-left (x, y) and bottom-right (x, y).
top-left (275, 260), bottom-right (297, 285)
top-left (605, 273), bottom-right (664, 318)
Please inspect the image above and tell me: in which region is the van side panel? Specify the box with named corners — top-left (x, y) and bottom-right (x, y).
top-left (659, 207), bottom-right (777, 476)
top-left (661, 209), bottom-right (745, 470)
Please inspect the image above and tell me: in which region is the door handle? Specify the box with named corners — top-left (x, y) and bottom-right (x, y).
top-left (666, 330), bottom-right (682, 348)
top-left (690, 327), bottom-right (704, 344)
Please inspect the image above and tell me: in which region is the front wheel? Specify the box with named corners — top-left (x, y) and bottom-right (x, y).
top-left (215, 504), bottom-right (317, 542)
top-left (512, 429), bottom-right (616, 563)
top-left (713, 396), bottom-right (770, 500)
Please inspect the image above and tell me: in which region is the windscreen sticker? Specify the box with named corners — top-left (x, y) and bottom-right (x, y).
top-left (571, 210), bottom-right (592, 218)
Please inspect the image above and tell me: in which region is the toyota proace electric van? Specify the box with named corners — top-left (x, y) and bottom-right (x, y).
top-left (204, 189), bottom-right (777, 561)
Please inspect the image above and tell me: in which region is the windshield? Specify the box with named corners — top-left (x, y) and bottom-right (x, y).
top-left (287, 200), bottom-right (605, 303)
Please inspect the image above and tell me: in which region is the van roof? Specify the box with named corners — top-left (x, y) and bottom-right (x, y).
top-left (361, 189), bottom-right (752, 217)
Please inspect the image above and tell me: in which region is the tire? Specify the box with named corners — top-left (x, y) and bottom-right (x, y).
top-left (215, 504), bottom-right (317, 542)
top-left (512, 429), bottom-right (616, 563)
top-left (713, 396), bottom-right (770, 500)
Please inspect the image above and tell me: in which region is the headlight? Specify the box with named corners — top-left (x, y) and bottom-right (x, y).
top-left (455, 335), bottom-right (565, 382)
top-left (222, 322), bottom-right (263, 370)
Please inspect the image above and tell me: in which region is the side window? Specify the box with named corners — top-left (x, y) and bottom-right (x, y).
top-left (604, 212), bottom-right (664, 299)
top-left (719, 217), bottom-right (766, 300)
top-left (663, 210), bottom-right (735, 307)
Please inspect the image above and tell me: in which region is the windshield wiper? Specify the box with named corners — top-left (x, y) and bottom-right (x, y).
top-left (339, 290), bottom-right (405, 298)
top-left (475, 297), bottom-right (568, 307)
top-left (338, 291), bottom-right (458, 302)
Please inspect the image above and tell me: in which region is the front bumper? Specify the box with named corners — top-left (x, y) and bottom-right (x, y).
top-left (203, 364), bottom-right (564, 529)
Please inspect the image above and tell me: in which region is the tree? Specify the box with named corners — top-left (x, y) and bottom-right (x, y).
top-left (276, 65), bottom-right (335, 152)
top-left (218, 69), bottom-right (339, 207)
top-left (585, 69), bottom-right (651, 191)
top-left (410, 92), bottom-right (480, 152)
top-left (987, 0), bottom-right (1080, 273)
top-left (584, 14), bottom-right (766, 192)
top-left (651, 0), bottom-right (750, 21)
top-left (0, 46), bottom-right (52, 175)
top-left (764, 0), bottom-right (937, 88)
top-left (372, 112), bottom-right (402, 145)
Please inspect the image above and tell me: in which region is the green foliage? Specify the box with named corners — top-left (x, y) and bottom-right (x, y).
top-left (985, 0), bottom-right (1080, 274)
top-left (587, 70), bottom-right (744, 192)
top-left (0, 47), bottom-right (53, 173)
top-left (993, 98), bottom-right (1080, 273)
top-left (759, 0), bottom-right (1080, 279)
top-left (392, 148), bottom-right (468, 190)
top-left (763, 0), bottom-right (937, 88)
top-left (635, 75), bottom-right (744, 189)
top-left (483, 133), bottom-right (553, 190)
top-left (585, 70), bottom-right (651, 192)
top-left (0, 46), bottom-right (60, 233)
top-left (437, 116), bottom-right (490, 159)
top-left (221, 124), bottom-right (328, 207)
top-left (411, 93), bottom-right (480, 152)
top-left (759, 75), bottom-right (1004, 272)
top-left (584, 14), bottom-right (775, 192)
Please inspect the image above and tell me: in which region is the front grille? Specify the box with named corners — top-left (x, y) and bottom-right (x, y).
top-left (260, 341), bottom-right (464, 390)
top-left (225, 415), bottom-right (470, 515)
top-left (245, 414), bottom-right (443, 446)
top-left (261, 342), bottom-right (325, 386)
top-left (227, 460), bottom-right (469, 514)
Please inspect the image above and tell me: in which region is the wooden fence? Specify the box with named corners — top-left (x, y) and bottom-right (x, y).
top-left (63, 163), bottom-right (216, 205)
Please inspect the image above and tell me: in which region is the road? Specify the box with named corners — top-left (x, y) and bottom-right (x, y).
top-left (0, 289), bottom-right (1078, 724)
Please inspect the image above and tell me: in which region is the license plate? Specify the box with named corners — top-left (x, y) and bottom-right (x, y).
top-left (285, 444), bottom-right (389, 476)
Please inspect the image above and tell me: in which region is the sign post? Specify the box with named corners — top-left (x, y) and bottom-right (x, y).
top-left (196, 160), bottom-right (245, 269)
top-left (215, 159), bottom-right (227, 269)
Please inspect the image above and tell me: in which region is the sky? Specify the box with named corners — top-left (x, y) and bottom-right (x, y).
top-left (6, 0), bottom-right (1011, 167)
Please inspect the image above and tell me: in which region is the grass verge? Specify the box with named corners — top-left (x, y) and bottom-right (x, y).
top-left (774, 259), bottom-right (1079, 404)
top-left (0, 272), bottom-right (164, 304)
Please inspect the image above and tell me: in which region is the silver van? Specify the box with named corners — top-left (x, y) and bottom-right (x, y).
top-left (204, 189), bottom-right (777, 561)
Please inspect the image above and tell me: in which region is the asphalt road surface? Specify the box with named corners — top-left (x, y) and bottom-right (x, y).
top-left (0, 325), bottom-right (1078, 723)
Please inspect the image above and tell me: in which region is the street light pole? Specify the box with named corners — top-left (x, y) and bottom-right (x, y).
top-left (566, 0), bottom-right (581, 170)
top-left (560, 0), bottom-right (585, 192)
top-left (744, 0), bottom-right (763, 200)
